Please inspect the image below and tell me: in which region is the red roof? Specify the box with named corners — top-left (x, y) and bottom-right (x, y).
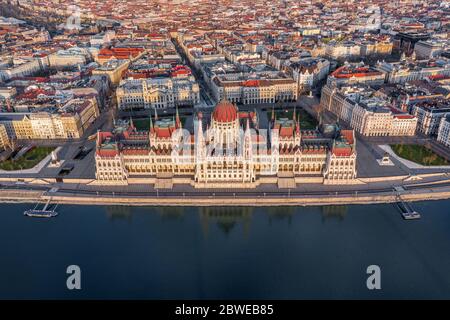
top-left (11, 76), bottom-right (48, 83)
top-left (212, 100), bottom-right (238, 123)
top-left (154, 127), bottom-right (172, 138)
top-left (394, 115), bottom-right (415, 119)
top-left (97, 149), bottom-right (118, 157)
top-left (279, 127), bottom-right (294, 137)
top-left (428, 74), bottom-right (448, 80)
top-left (96, 131), bottom-right (118, 158)
top-left (331, 66), bottom-right (382, 79)
top-left (17, 88), bottom-right (55, 100)
top-left (333, 147), bottom-right (353, 157)
top-left (340, 130), bottom-right (354, 145)
top-left (122, 149), bottom-right (148, 155)
top-left (243, 79), bottom-right (260, 87)
top-left (239, 111), bottom-right (255, 119)
top-left (97, 47), bottom-right (143, 60)
top-left (332, 130), bottom-right (354, 157)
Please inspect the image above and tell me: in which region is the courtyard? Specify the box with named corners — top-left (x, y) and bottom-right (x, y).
top-left (267, 108), bottom-right (318, 130)
top-left (0, 146), bottom-right (55, 171)
top-left (390, 144), bottom-right (449, 166)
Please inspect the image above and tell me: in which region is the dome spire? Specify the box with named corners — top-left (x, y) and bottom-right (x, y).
top-left (212, 99), bottom-right (238, 123)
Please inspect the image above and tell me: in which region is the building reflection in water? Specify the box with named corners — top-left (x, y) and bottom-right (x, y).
top-left (267, 207), bottom-right (295, 225)
top-left (199, 207), bottom-right (253, 237)
top-left (105, 206), bottom-right (186, 221)
top-left (320, 205), bottom-right (347, 222)
top-left (104, 204), bottom-right (346, 232)
top-left (155, 207), bottom-right (185, 220)
top-left (105, 206), bottom-right (133, 221)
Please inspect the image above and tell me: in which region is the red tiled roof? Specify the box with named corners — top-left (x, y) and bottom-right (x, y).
top-left (340, 130), bottom-right (354, 145)
top-left (212, 99), bottom-right (238, 123)
top-left (331, 66), bottom-right (383, 79)
top-left (394, 115), bottom-right (415, 119)
top-left (242, 79), bottom-right (260, 87)
top-left (428, 74), bottom-right (448, 80)
top-left (279, 126), bottom-right (294, 137)
top-left (154, 127), bottom-right (172, 138)
top-left (97, 47), bottom-right (143, 60)
top-left (332, 147), bottom-right (353, 157)
top-left (122, 149), bottom-right (148, 155)
top-left (96, 149), bottom-right (118, 157)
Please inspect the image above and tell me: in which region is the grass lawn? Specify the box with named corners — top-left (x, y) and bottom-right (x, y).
top-left (132, 118), bottom-right (151, 131)
top-left (390, 144), bottom-right (449, 166)
top-left (0, 146), bottom-right (55, 171)
top-left (132, 116), bottom-right (187, 131)
top-left (268, 108), bottom-right (318, 130)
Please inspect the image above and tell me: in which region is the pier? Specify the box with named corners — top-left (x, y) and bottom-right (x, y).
top-left (24, 198), bottom-right (59, 218)
top-left (394, 187), bottom-right (421, 220)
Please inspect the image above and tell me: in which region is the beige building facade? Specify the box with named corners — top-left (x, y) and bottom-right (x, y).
top-left (0, 98), bottom-right (99, 140)
top-left (95, 100), bottom-right (358, 188)
top-left (321, 84), bottom-right (417, 137)
top-left (0, 124), bottom-right (11, 151)
top-left (116, 77), bottom-right (200, 110)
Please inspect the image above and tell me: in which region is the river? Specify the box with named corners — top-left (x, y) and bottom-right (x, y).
top-left (0, 201), bottom-right (449, 299)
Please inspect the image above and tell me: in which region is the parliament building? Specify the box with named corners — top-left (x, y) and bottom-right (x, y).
top-left (94, 100), bottom-right (358, 188)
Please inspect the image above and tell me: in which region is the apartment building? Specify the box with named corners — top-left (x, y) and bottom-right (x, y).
top-left (410, 99), bottom-right (450, 136)
top-left (377, 58), bottom-right (450, 84)
top-left (0, 98), bottom-right (99, 140)
top-left (92, 59), bottom-right (130, 86)
top-left (321, 83), bottom-right (417, 137)
top-left (0, 124), bottom-right (10, 151)
top-left (285, 58), bottom-right (330, 93)
top-left (327, 64), bottom-right (386, 87)
top-left (210, 74), bottom-right (297, 104)
top-left (437, 114), bottom-right (450, 147)
top-left (414, 39), bottom-right (448, 59)
top-left (116, 77), bottom-right (200, 110)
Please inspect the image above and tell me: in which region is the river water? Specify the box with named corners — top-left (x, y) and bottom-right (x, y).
top-left (0, 201), bottom-right (449, 299)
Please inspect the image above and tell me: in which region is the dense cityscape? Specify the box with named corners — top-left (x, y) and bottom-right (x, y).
top-left (1, 0), bottom-right (450, 303)
top-left (0, 0), bottom-right (448, 199)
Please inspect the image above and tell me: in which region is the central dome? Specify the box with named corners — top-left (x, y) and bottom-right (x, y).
top-left (212, 99), bottom-right (238, 123)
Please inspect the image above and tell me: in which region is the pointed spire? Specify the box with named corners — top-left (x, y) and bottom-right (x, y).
top-left (197, 112), bottom-right (204, 136)
top-left (129, 117), bottom-right (134, 130)
top-left (149, 114), bottom-right (153, 132)
top-left (244, 116), bottom-right (252, 159)
top-left (196, 112), bottom-right (205, 154)
top-left (292, 106), bottom-right (296, 122)
top-left (175, 106), bottom-right (181, 129)
top-left (253, 108), bottom-right (259, 129)
top-left (271, 107), bottom-right (275, 121)
top-left (154, 107), bottom-right (158, 120)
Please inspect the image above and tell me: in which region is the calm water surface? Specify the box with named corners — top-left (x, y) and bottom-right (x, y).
top-left (0, 201), bottom-right (450, 299)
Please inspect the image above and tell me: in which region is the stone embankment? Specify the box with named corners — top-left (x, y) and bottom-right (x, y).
top-left (1, 186), bottom-right (449, 207)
